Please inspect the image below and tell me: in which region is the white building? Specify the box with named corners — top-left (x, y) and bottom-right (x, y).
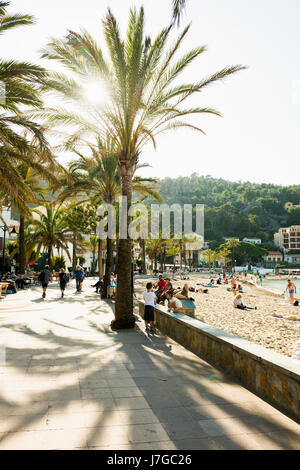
top-left (243, 237), bottom-right (262, 245)
top-left (274, 225), bottom-right (300, 253)
top-left (285, 253), bottom-right (300, 265)
top-left (284, 202), bottom-right (300, 210)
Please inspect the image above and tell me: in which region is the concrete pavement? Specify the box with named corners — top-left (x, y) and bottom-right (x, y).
top-left (0, 279), bottom-right (299, 450)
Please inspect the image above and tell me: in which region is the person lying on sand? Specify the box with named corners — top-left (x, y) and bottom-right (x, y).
top-left (233, 294), bottom-right (257, 310)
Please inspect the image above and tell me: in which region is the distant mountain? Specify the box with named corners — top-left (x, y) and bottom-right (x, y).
top-left (156, 174), bottom-right (300, 244)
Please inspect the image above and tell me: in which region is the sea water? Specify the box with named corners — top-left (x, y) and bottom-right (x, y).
top-left (262, 279), bottom-right (300, 295)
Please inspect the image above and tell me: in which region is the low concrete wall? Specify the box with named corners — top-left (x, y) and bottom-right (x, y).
top-left (138, 300), bottom-right (300, 422)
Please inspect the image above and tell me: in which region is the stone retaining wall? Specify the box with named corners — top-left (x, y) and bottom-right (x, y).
top-left (138, 300), bottom-right (300, 422)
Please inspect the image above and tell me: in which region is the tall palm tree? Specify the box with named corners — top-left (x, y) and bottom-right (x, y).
top-left (146, 239), bottom-right (165, 273)
top-left (58, 142), bottom-right (160, 297)
top-left (10, 143), bottom-right (59, 273)
top-left (41, 7), bottom-right (245, 328)
top-left (89, 234), bottom-right (98, 274)
top-left (62, 204), bottom-right (91, 272)
top-left (28, 203), bottom-right (72, 268)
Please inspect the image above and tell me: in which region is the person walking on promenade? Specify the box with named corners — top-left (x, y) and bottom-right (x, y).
top-left (74, 266), bottom-right (84, 292)
top-left (59, 268), bottom-right (69, 298)
top-left (39, 265), bottom-right (52, 299)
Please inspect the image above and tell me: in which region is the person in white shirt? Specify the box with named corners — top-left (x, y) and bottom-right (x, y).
top-left (143, 282), bottom-right (157, 333)
top-left (233, 294), bottom-right (256, 310)
top-left (165, 290), bottom-right (185, 313)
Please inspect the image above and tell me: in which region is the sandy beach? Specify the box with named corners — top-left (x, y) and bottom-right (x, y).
top-left (134, 274), bottom-right (300, 359)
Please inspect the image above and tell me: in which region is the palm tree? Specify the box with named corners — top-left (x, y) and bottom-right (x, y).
top-left (10, 144), bottom-right (59, 274)
top-left (166, 240), bottom-right (180, 272)
top-left (146, 239), bottom-right (164, 273)
top-left (202, 249), bottom-right (217, 268)
top-left (0, 2), bottom-right (48, 156)
top-left (88, 235), bottom-right (98, 274)
top-left (41, 7), bottom-right (245, 328)
top-left (58, 143), bottom-right (160, 298)
top-left (171, 0), bottom-right (187, 26)
top-left (62, 204), bottom-right (91, 272)
top-left (28, 203), bottom-right (72, 268)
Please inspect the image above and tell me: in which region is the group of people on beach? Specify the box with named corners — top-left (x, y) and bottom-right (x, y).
top-left (143, 279), bottom-right (187, 333)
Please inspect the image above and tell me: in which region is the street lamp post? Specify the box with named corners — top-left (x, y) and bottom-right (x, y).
top-left (1, 225), bottom-right (17, 273)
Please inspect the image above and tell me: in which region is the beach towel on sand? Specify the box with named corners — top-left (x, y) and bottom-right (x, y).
top-left (270, 313), bottom-right (300, 322)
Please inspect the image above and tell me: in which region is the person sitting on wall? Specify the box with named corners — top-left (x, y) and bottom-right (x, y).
top-left (174, 283), bottom-right (195, 301)
top-left (165, 277), bottom-right (173, 291)
top-left (91, 279), bottom-right (104, 294)
top-left (165, 289), bottom-right (185, 314)
top-left (154, 274), bottom-right (166, 301)
top-left (2, 273), bottom-right (17, 293)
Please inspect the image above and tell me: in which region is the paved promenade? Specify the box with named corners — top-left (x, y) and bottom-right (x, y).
top-left (0, 280), bottom-right (299, 450)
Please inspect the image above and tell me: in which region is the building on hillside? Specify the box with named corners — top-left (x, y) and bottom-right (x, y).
top-left (284, 202), bottom-right (300, 210)
top-left (224, 237), bottom-right (239, 242)
top-left (274, 225), bottom-right (300, 253)
top-left (284, 253), bottom-right (300, 265)
top-left (263, 251), bottom-right (283, 267)
top-left (243, 237), bottom-right (262, 244)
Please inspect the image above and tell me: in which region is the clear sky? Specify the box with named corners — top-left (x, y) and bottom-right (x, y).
top-left (2, 0), bottom-right (300, 185)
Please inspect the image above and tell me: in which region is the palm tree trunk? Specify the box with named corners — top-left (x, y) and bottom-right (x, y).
top-left (141, 239), bottom-right (146, 274)
top-left (98, 239), bottom-right (103, 279)
top-left (19, 215), bottom-right (25, 274)
top-left (180, 242), bottom-right (183, 270)
top-left (91, 248), bottom-right (96, 274)
top-left (72, 241), bottom-right (77, 272)
top-left (102, 237), bottom-right (113, 299)
top-left (48, 245), bottom-right (53, 269)
top-left (112, 170), bottom-right (135, 329)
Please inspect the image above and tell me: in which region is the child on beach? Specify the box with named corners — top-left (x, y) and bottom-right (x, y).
top-left (231, 275), bottom-right (237, 294)
top-left (143, 282), bottom-right (157, 333)
top-left (165, 290), bottom-right (185, 313)
top-left (233, 294), bottom-right (257, 310)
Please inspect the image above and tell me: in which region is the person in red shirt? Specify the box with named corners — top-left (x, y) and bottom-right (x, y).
top-left (155, 275), bottom-right (166, 301)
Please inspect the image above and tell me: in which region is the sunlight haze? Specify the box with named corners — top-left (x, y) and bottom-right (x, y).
top-left (3, 0), bottom-right (300, 185)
